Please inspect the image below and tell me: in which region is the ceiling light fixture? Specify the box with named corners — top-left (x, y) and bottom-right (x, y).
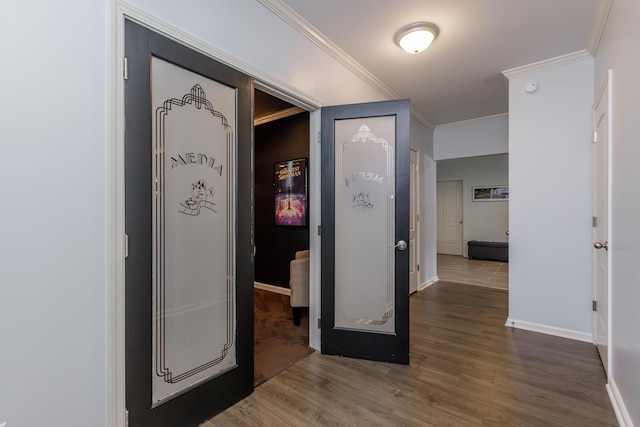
top-left (395, 22), bottom-right (439, 54)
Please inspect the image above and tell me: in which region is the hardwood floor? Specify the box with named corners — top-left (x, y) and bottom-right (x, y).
top-left (438, 254), bottom-right (509, 290)
top-left (204, 282), bottom-right (616, 426)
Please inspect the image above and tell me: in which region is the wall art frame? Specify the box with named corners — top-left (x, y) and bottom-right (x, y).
top-left (472, 185), bottom-right (509, 201)
top-left (274, 158), bottom-right (308, 226)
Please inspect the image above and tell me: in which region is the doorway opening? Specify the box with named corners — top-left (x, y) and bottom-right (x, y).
top-left (253, 89), bottom-right (313, 385)
top-left (435, 155), bottom-right (509, 291)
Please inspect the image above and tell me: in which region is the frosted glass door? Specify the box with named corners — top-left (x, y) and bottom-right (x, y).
top-left (334, 118), bottom-right (396, 334)
top-left (320, 99), bottom-right (410, 365)
top-left (125, 21), bottom-right (253, 426)
top-left (151, 57), bottom-right (237, 405)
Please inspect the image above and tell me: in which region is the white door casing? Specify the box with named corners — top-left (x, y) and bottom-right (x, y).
top-left (592, 70), bottom-right (611, 376)
top-left (409, 148), bottom-right (420, 294)
top-left (437, 180), bottom-right (463, 256)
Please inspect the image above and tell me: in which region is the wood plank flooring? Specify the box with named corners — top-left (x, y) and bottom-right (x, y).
top-left (204, 282), bottom-right (616, 426)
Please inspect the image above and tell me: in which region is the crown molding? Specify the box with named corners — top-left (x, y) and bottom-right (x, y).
top-left (588, 0), bottom-right (613, 56)
top-left (256, 0), bottom-right (396, 98)
top-left (119, 1), bottom-right (324, 112)
top-left (435, 113), bottom-right (508, 130)
top-left (256, 0), bottom-right (434, 130)
top-left (254, 106), bottom-right (305, 126)
top-left (502, 50), bottom-right (593, 80)
top-left (411, 110), bottom-right (435, 130)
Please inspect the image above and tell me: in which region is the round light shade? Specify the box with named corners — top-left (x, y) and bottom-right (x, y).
top-left (395, 23), bottom-right (438, 54)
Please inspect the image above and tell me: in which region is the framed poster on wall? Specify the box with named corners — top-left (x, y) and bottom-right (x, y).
top-left (274, 158), bottom-right (307, 227)
top-left (472, 185), bottom-right (509, 201)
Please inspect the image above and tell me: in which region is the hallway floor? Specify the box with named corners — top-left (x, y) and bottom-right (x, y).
top-left (437, 254), bottom-right (509, 290)
top-left (206, 282), bottom-right (615, 426)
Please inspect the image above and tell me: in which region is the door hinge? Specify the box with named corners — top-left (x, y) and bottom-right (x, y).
top-left (416, 214), bottom-right (419, 222)
top-left (592, 300), bottom-right (598, 311)
top-left (592, 216), bottom-right (597, 227)
top-left (124, 233), bottom-right (129, 259)
top-left (317, 224), bottom-right (322, 236)
top-left (592, 131), bottom-right (598, 143)
top-left (417, 264), bottom-right (420, 272)
top-left (123, 57), bottom-right (128, 80)
top-left (125, 409), bottom-right (129, 427)
top-left (317, 131), bottom-right (321, 143)
top-left (317, 318), bottom-right (321, 329)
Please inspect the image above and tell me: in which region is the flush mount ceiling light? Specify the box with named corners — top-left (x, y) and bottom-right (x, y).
top-left (395, 22), bottom-right (439, 54)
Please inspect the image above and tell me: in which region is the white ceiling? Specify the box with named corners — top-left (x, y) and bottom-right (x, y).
top-left (272, 0), bottom-right (602, 127)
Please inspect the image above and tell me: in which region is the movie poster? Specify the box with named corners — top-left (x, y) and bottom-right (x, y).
top-left (274, 158), bottom-right (307, 227)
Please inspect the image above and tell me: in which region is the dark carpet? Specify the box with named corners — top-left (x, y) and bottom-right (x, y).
top-left (254, 288), bottom-right (314, 386)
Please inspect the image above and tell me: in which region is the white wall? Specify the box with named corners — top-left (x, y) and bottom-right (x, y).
top-left (437, 155), bottom-right (509, 248)
top-left (433, 114), bottom-right (508, 161)
top-left (411, 119), bottom-right (437, 286)
top-left (0, 1), bottom-right (108, 426)
top-left (126, 0), bottom-right (389, 106)
top-left (506, 57), bottom-right (594, 336)
top-left (594, 0), bottom-right (640, 424)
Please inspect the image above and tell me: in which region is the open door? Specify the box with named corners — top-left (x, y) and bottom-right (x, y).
top-left (409, 147), bottom-right (420, 294)
top-left (320, 99), bottom-right (410, 364)
top-left (124, 21), bottom-right (254, 426)
top-left (592, 70), bottom-right (611, 375)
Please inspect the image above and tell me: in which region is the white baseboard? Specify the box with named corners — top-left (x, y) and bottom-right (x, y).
top-left (607, 378), bottom-right (635, 427)
top-left (504, 318), bottom-right (592, 343)
top-left (418, 276), bottom-right (438, 291)
top-left (254, 281), bottom-right (291, 296)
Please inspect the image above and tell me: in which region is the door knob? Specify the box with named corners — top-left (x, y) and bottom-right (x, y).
top-left (594, 241), bottom-right (608, 251)
top-left (394, 240), bottom-right (408, 251)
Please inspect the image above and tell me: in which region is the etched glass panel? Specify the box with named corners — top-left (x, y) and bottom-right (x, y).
top-left (334, 117), bottom-right (395, 334)
top-left (151, 57), bottom-right (236, 405)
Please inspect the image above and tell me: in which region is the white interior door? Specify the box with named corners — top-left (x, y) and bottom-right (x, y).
top-left (409, 148), bottom-right (420, 293)
top-left (437, 180), bottom-right (463, 255)
top-left (593, 70), bottom-right (611, 375)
